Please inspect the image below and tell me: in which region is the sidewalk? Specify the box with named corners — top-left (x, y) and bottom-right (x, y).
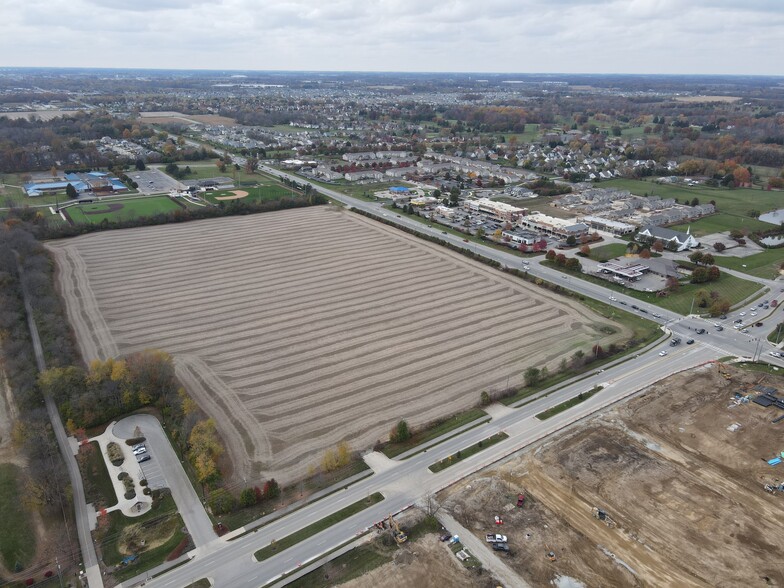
top-left (89, 422), bottom-right (153, 519)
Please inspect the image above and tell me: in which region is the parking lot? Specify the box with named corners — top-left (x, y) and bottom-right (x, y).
top-left (131, 168), bottom-right (184, 194)
top-left (135, 446), bottom-right (167, 489)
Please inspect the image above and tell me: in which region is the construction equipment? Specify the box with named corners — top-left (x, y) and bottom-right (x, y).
top-left (387, 513), bottom-right (407, 545)
top-left (717, 362), bottom-right (732, 381)
top-left (545, 544), bottom-right (557, 561)
top-left (592, 506), bottom-right (617, 528)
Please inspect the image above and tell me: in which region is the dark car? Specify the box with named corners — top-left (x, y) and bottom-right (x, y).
top-left (136, 453), bottom-right (151, 463)
top-left (492, 542), bottom-right (510, 552)
top-left (686, 339), bottom-right (695, 344)
top-left (716, 326), bottom-right (723, 331)
top-left (695, 328), bottom-right (706, 334)
top-left (440, 533), bottom-right (452, 542)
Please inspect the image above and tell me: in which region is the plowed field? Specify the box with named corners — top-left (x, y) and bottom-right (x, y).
top-left (48, 207), bottom-right (626, 483)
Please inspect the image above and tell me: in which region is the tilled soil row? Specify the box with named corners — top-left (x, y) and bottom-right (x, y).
top-left (48, 207), bottom-right (626, 484)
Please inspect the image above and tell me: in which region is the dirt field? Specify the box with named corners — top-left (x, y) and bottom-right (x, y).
top-left (214, 190), bottom-right (249, 200)
top-left (47, 206), bottom-right (628, 484)
top-left (340, 535), bottom-right (491, 588)
top-left (138, 111), bottom-right (237, 126)
top-left (440, 363), bottom-right (784, 587)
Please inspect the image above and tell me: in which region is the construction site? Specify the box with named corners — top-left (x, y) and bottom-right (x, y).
top-left (436, 362), bottom-right (784, 587)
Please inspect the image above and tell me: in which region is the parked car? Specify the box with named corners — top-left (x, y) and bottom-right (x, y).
top-left (440, 533), bottom-right (452, 542)
top-left (695, 328), bottom-right (706, 334)
top-left (659, 350), bottom-right (668, 356)
top-left (492, 542), bottom-right (510, 552)
top-left (132, 446), bottom-right (147, 456)
top-left (136, 454), bottom-right (151, 463)
top-left (716, 326), bottom-right (723, 331)
top-left (131, 443), bottom-right (145, 451)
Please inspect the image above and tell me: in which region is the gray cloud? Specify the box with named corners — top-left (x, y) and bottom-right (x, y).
top-left (0, 0), bottom-right (781, 74)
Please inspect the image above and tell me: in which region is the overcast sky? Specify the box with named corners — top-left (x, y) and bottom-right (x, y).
top-left (2, 0), bottom-right (782, 75)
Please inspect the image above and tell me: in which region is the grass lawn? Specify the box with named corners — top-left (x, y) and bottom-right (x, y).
top-left (601, 178), bottom-right (783, 218)
top-left (380, 408), bottom-right (489, 458)
top-left (536, 386), bottom-right (602, 420)
top-left (154, 162), bottom-right (222, 181)
top-left (428, 432), bottom-right (508, 473)
top-left (184, 580), bottom-right (211, 588)
top-left (78, 441), bottom-right (117, 509)
top-left (586, 243), bottom-right (630, 261)
top-left (714, 248), bottom-right (784, 280)
top-left (669, 213), bottom-right (773, 237)
top-left (68, 196), bottom-right (183, 224)
top-left (0, 464), bottom-right (37, 571)
top-left (254, 492), bottom-right (384, 562)
top-left (100, 494), bottom-right (188, 583)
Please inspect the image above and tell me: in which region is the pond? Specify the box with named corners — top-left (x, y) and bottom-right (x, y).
top-left (759, 235), bottom-right (784, 246)
top-left (759, 208), bottom-right (784, 225)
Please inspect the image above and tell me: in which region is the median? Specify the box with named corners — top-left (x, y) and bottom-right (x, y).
top-left (535, 385), bottom-right (604, 420)
top-left (253, 492), bottom-right (384, 562)
top-left (428, 432), bottom-right (509, 473)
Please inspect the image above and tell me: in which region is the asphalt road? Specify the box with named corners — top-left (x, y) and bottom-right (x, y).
top-left (139, 343), bottom-right (717, 588)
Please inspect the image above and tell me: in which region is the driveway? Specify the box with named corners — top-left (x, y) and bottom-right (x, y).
top-left (113, 414), bottom-right (215, 548)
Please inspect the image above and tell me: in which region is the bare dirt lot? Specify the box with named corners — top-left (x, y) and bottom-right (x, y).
top-left (138, 111), bottom-right (237, 126)
top-left (48, 206), bottom-right (628, 484)
top-left (440, 363), bottom-right (784, 587)
top-left (340, 534), bottom-right (491, 588)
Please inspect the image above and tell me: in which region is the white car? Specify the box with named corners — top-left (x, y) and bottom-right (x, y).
top-left (770, 351), bottom-right (782, 358)
top-left (132, 446), bottom-right (147, 456)
top-left (750, 312), bottom-right (757, 317)
top-left (659, 350), bottom-right (668, 356)
top-left (739, 312), bottom-right (746, 316)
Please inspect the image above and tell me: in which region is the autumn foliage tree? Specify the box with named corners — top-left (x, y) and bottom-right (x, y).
top-left (189, 418), bottom-right (223, 485)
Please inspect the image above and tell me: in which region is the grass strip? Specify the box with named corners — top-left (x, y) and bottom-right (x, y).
top-left (184, 580), bottom-right (211, 588)
top-left (428, 432), bottom-right (509, 473)
top-left (0, 463), bottom-right (36, 570)
top-left (77, 440), bottom-right (117, 508)
top-left (380, 408), bottom-right (488, 458)
top-left (254, 492), bottom-right (384, 562)
top-left (536, 385), bottom-right (603, 420)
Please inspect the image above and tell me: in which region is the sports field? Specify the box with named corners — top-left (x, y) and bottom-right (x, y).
top-left (48, 207), bottom-right (629, 484)
top-left (66, 196), bottom-right (183, 224)
top-left (203, 184), bottom-right (294, 204)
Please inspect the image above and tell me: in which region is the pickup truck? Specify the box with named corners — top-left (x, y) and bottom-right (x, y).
top-left (486, 533), bottom-right (507, 543)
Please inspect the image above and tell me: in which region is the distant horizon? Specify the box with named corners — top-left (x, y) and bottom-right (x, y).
top-left (1, 66), bottom-right (783, 80)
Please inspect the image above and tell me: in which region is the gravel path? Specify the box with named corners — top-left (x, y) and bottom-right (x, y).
top-left (47, 207), bottom-right (628, 484)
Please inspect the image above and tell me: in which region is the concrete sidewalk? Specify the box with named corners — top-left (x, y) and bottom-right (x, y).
top-left (89, 423), bottom-right (154, 519)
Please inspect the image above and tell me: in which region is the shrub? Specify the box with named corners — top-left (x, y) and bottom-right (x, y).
top-left (125, 437), bottom-right (146, 446)
top-left (118, 472), bottom-right (129, 481)
top-left (139, 478), bottom-right (148, 486)
top-left (208, 488), bottom-right (237, 515)
top-left (240, 487), bottom-right (258, 508)
top-left (389, 420), bottom-right (411, 443)
top-left (143, 487), bottom-right (152, 495)
top-left (262, 479), bottom-right (280, 500)
top-left (124, 490), bottom-right (136, 500)
top-left (106, 442), bottom-right (124, 466)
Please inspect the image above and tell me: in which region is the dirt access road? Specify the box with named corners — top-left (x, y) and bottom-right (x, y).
top-left (48, 206), bottom-right (628, 485)
top-left (440, 363), bottom-right (784, 587)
